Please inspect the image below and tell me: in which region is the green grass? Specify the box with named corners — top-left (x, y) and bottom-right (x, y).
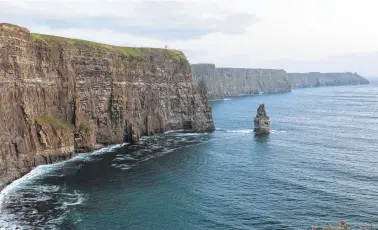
top-left (78, 122), bottom-right (93, 134)
top-left (35, 115), bottom-right (73, 130)
top-left (167, 50), bottom-right (186, 60)
top-left (31, 33), bottom-right (186, 60)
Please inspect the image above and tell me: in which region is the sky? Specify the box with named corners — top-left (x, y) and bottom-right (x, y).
top-left (1, 0), bottom-right (378, 76)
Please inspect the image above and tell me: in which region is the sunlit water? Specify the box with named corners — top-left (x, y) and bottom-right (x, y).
top-left (1, 84), bottom-right (378, 229)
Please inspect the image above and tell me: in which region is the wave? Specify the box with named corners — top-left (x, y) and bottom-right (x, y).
top-left (216, 127), bottom-right (286, 134)
top-left (209, 98), bottom-right (232, 102)
top-left (110, 133), bottom-right (212, 172)
top-left (163, 129), bottom-right (184, 134)
top-left (0, 133), bottom-right (212, 228)
top-left (0, 144), bottom-right (124, 229)
top-left (227, 129), bottom-right (255, 134)
top-left (0, 167), bottom-right (85, 229)
top-left (270, 130), bottom-right (286, 134)
top-left (215, 127), bottom-right (254, 134)
top-left (167, 132), bottom-right (208, 137)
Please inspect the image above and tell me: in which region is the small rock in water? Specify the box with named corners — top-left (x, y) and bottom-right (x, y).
top-left (254, 104), bottom-right (270, 134)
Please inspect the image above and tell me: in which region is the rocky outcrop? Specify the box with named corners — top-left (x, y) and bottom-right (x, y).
top-left (253, 104), bottom-right (270, 134)
top-left (0, 23), bottom-right (214, 189)
top-left (191, 64), bottom-right (291, 100)
top-left (288, 72), bottom-right (369, 88)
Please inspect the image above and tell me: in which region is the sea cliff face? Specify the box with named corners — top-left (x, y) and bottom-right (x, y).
top-left (288, 72), bottom-right (370, 88)
top-left (191, 64), bottom-right (291, 100)
top-left (192, 64), bottom-right (370, 100)
top-left (0, 23), bottom-right (214, 189)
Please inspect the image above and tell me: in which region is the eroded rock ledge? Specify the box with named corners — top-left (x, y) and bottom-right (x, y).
top-left (0, 23), bottom-right (214, 188)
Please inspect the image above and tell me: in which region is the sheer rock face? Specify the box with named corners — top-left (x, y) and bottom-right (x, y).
top-left (288, 72), bottom-right (369, 88)
top-left (191, 64), bottom-right (370, 100)
top-left (191, 64), bottom-right (291, 100)
top-left (0, 23), bottom-right (214, 189)
top-left (254, 104), bottom-right (270, 134)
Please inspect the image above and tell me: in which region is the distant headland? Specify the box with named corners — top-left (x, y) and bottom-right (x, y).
top-left (191, 64), bottom-right (369, 100)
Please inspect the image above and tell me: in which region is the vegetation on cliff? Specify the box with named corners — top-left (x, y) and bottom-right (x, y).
top-left (35, 115), bottom-right (73, 131)
top-left (31, 33), bottom-right (186, 60)
top-left (0, 23), bottom-right (214, 189)
top-left (78, 122), bottom-right (93, 135)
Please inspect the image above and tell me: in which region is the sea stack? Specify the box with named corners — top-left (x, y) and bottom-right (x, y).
top-left (254, 104), bottom-right (270, 134)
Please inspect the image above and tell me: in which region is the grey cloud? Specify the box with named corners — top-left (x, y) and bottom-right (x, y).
top-left (0, 1), bottom-right (258, 40)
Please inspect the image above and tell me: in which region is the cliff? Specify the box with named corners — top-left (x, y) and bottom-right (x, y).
top-left (191, 64), bottom-right (370, 100)
top-left (288, 72), bottom-right (369, 88)
top-left (191, 64), bottom-right (291, 100)
top-left (0, 23), bottom-right (214, 189)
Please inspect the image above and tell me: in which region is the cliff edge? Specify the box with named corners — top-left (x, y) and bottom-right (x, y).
top-left (191, 64), bottom-right (291, 100)
top-left (288, 72), bottom-right (369, 88)
top-left (0, 23), bottom-right (214, 189)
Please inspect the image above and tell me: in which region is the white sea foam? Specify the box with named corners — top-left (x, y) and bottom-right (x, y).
top-left (164, 129), bottom-right (184, 134)
top-left (227, 129), bottom-right (254, 134)
top-left (218, 128), bottom-right (286, 135)
top-left (0, 163), bottom-right (87, 229)
top-left (209, 98), bottom-right (232, 102)
top-left (0, 144), bottom-right (123, 229)
top-left (113, 154), bottom-right (135, 162)
top-left (169, 132), bottom-right (208, 137)
top-left (62, 190), bottom-right (85, 207)
top-left (270, 130), bottom-right (287, 134)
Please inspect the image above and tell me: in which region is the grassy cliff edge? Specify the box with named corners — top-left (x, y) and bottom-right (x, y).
top-left (31, 33), bottom-right (186, 60)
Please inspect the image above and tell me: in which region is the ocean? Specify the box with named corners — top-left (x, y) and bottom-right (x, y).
top-left (1, 84), bottom-right (378, 230)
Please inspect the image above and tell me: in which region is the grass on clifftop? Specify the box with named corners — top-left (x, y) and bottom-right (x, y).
top-left (31, 33), bottom-right (186, 60)
top-left (78, 122), bottom-right (93, 134)
top-left (35, 115), bottom-right (73, 130)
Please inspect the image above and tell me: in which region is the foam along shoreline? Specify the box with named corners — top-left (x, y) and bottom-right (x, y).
top-left (0, 130), bottom-right (213, 228)
top-left (0, 23), bottom-right (215, 194)
top-left (0, 128), bottom-right (210, 194)
top-left (0, 144), bottom-right (123, 192)
top-left (0, 144), bottom-right (125, 228)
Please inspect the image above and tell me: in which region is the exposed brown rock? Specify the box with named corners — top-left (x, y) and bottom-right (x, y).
top-left (0, 23), bottom-right (214, 189)
top-left (191, 64), bottom-right (291, 100)
top-left (253, 104), bottom-right (270, 134)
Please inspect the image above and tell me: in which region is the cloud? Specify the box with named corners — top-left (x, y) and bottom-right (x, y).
top-left (0, 0), bottom-right (258, 40)
top-left (1, 0), bottom-right (378, 75)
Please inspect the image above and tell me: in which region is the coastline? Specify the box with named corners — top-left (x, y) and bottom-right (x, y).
top-left (0, 82), bottom-right (370, 192)
top-left (0, 143), bottom-right (106, 192)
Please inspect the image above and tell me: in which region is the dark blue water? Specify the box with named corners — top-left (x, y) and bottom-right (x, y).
top-left (1, 84), bottom-right (378, 229)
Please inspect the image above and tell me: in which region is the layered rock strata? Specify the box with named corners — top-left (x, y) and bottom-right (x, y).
top-left (253, 104), bottom-right (270, 134)
top-left (192, 64), bottom-right (370, 100)
top-left (191, 64), bottom-right (291, 100)
top-left (288, 72), bottom-right (369, 88)
top-left (0, 23), bottom-right (214, 189)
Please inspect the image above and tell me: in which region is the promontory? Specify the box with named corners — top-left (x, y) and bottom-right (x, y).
top-left (191, 64), bottom-right (291, 100)
top-left (0, 23), bottom-right (214, 189)
top-left (192, 64), bottom-right (369, 100)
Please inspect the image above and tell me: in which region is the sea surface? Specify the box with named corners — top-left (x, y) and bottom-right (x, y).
top-left (1, 84), bottom-right (378, 230)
